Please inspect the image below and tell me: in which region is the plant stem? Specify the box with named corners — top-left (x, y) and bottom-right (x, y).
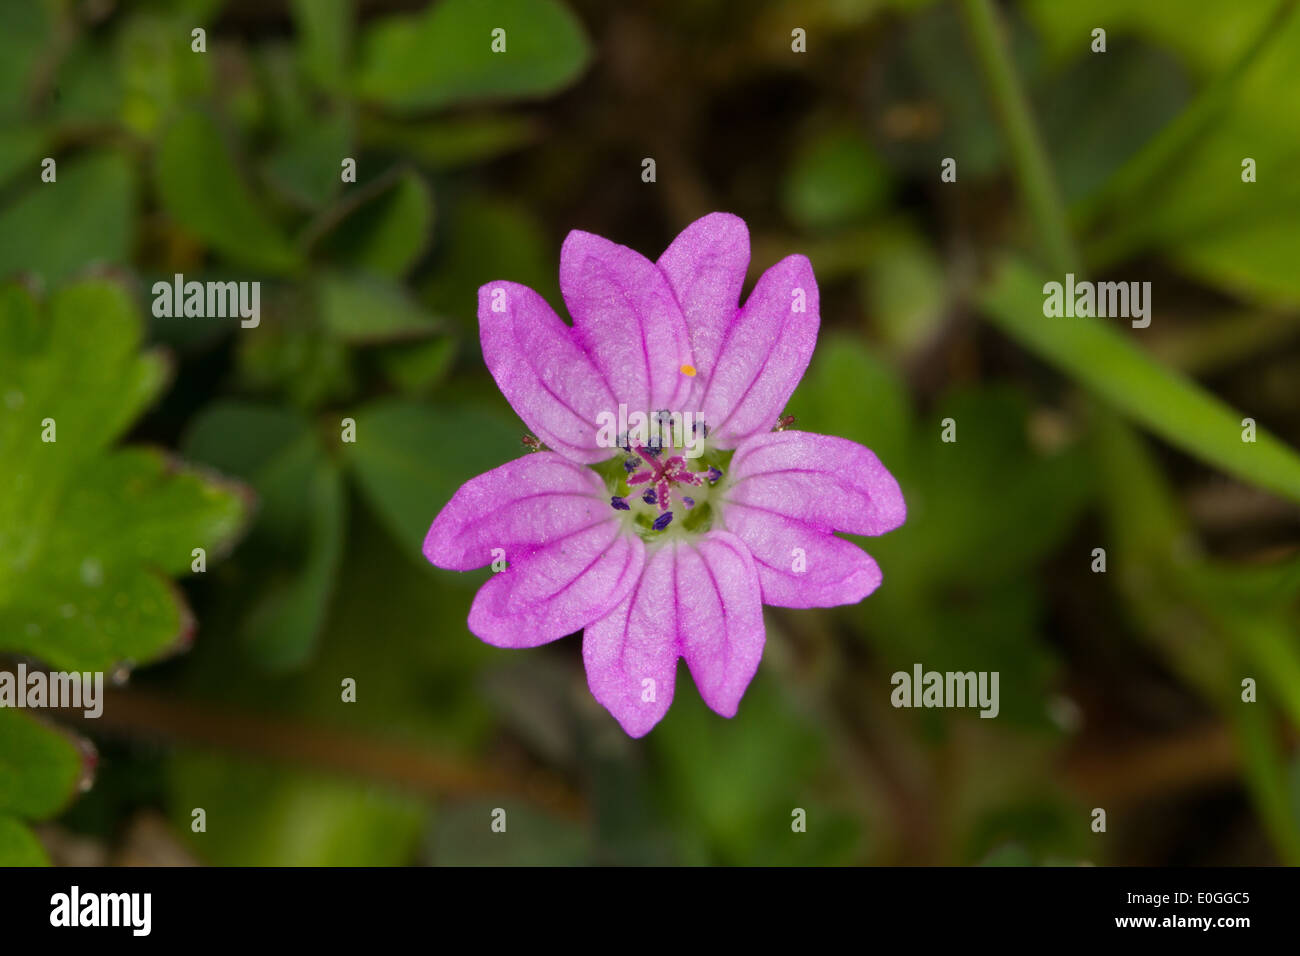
top-left (56, 690), bottom-right (587, 821)
top-left (958, 0), bottom-right (1080, 275)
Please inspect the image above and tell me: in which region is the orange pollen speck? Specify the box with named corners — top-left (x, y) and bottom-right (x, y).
top-left (680, 364), bottom-right (696, 377)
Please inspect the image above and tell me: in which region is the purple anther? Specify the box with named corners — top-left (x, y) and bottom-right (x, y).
top-left (652, 511), bottom-right (673, 531)
top-left (610, 496), bottom-right (631, 511)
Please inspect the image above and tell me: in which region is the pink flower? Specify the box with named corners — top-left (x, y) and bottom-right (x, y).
top-left (424, 213), bottom-right (905, 737)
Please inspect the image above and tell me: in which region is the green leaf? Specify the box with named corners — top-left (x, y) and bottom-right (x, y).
top-left (1090, 411), bottom-right (1300, 861)
top-left (0, 151), bottom-right (134, 284)
top-left (0, 708), bottom-right (82, 865)
top-left (910, 387), bottom-right (1090, 585)
top-left (49, 40), bottom-right (122, 129)
top-left (861, 232), bottom-right (948, 357)
top-left (313, 169), bottom-right (433, 278)
top-left (360, 113), bottom-right (539, 169)
top-left (356, 0), bottom-right (590, 111)
top-left (238, 460), bottom-right (345, 671)
top-left (116, 12), bottom-right (213, 138)
top-left (793, 337), bottom-right (1086, 729)
top-left (783, 127), bottom-right (892, 230)
top-left (316, 271), bottom-right (438, 343)
top-left (236, 323), bottom-right (356, 410)
top-left (980, 257), bottom-right (1300, 505)
top-left (155, 109), bottom-right (300, 273)
top-left (787, 333), bottom-right (912, 470)
top-left (0, 813), bottom-right (49, 866)
top-left (0, 125), bottom-right (45, 188)
top-left (183, 402), bottom-right (343, 672)
top-left (172, 488), bottom-right (496, 753)
top-left (291, 0), bottom-right (352, 93)
top-left (343, 399), bottom-right (521, 560)
top-left (0, 710), bottom-right (82, 820)
top-left (867, 388), bottom-right (1087, 728)
top-left (1024, 0), bottom-right (1279, 74)
top-left (1035, 42), bottom-right (1191, 205)
top-left (0, 0), bottom-right (56, 117)
top-left (1048, 2), bottom-right (1300, 302)
top-left (0, 279), bottom-right (250, 672)
top-left (263, 110), bottom-right (352, 210)
top-left (422, 195), bottom-right (554, 335)
top-left (378, 338), bottom-right (457, 395)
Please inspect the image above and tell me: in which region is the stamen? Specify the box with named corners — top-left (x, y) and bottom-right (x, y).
top-left (615, 437), bottom-right (718, 533)
top-left (610, 496), bottom-right (631, 511)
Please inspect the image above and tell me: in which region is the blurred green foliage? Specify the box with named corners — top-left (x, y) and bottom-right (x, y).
top-left (2, 0), bottom-right (1299, 866)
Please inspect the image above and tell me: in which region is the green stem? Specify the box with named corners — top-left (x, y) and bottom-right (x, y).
top-left (1232, 700), bottom-right (1300, 865)
top-left (958, 0), bottom-right (1080, 275)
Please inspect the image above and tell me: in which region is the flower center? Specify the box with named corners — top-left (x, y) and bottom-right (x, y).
top-left (591, 422), bottom-right (731, 540)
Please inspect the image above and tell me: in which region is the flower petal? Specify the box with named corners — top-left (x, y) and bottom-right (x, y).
top-left (656, 212), bottom-right (750, 381)
top-left (701, 254), bottom-right (819, 446)
top-left (560, 230), bottom-right (693, 414)
top-left (724, 430), bottom-right (906, 536)
top-left (719, 505), bottom-right (883, 607)
top-left (583, 532), bottom-right (765, 737)
top-left (582, 553), bottom-right (680, 738)
top-left (478, 281), bottom-right (616, 463)
top-left (468, 521), bottom-right (645, 648)
top-left (423, 452), bottom-right (612, 571)
top-left (676, 531), bottom-right (765, 719)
